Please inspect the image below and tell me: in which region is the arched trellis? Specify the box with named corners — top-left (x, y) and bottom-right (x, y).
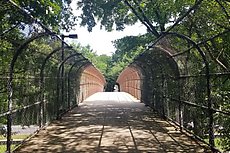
top-left (67, 59), bottom-right (89, 109)
top-left (144, 49), bottom-right (179, 119)
top-left (78, 64), bottom-right (106, 102)
top-left (39, 46), bottom-right (70, 126)
top-left (6, 32), bottom-right (52, 151)
top-left (1, 1), bottom-right (107, 153)
top-left (117, 65), bottom-right (142, 99)
top-left (4, 30), bottom-right (100, 153)
top-left (130, 62), bottom-right (149, 102)
top-left (39, 46), bottom-right (86, 125)
top-left (129, 47), bottom-right (180, 106)
top-left (2, 31), bottom-right (105, 153)
top-left (56, 53), bottom-right (87, 119)
top-left (6, 31), bottom-right (80, 151)
top-left (72, 62), bottom-right (93, 103)
top-left (160, 31), bottom-right (214, 147)
top-left (1, 0), bottom-right (230, 152)
top-left (131, 44), bottom-right (209, 141)
top-left (118, 28), bottom-right (230, 151)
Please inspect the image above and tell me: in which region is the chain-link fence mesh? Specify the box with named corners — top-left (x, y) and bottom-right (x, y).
top-left (117, 1), bottom-right (230, 151)
top-left (118, 41), bottom-right (230, 152)
top-left (0, 1), bottom-right (105, 152)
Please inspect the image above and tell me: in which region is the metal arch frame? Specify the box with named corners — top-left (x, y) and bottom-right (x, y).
top-left (56, 53), bottom-right (88, 119)
top-left (133, 58), bottom-right (167, 110)
top-left (129, 30), bottom-right (215, 149)
top-left (141, 3), bottom-right (230, 141)
top-left (145, 31), bottom-right (215, 148)
top-left (128, 61), bottom-right (152, 104)
top-left (40, 46), bottom-right (69, 86)
top-left (67, 59), bottom-right (88, 109)
top-left (57, 61), bottom-right (91, 117)
top-left (117, 66), bottom-right (138, 94)
top-left (135, 60), bottom-right (165, 109)
top-left (67, 61), bottom-right (91, 107)
top-left (151, 46), bottom-right (180, 77)
top-left (137, 53), bottom-right (183, 127)
top-left (160, 31), bottom-right (214, 148)
top-left (4, 0), bottom-right (229, 152)
top-left (59, 52), bottom-right (86, 107)
top-left (39, 47), bottom-right (81, 86)
top-left (118, 64), bottom-right (144, 98)
top-left (83, 65), bottom-right (106, 84)
top-left (78, 64), bottom-right (106, 101)
top-left (140, 48), bottom-right (181, 116)
top-left (135, 51), bottom-right (178, 78)
top-left (140, 30), bottom-right (215, 149)
top-left (6, 32), bottom-right (50, 152)
top-left (37, 44), bottom-right (91, 121)
top-left (130, 62), bottom-right (149, 88)
top-left (39, 46), bottom-right (72, 126)
top-left (130, 62), bottom-right (148, 87)
top-left (5, 1), bottom-right (93, 152)
top-left (6, 30), bottom-right (86, 152)
top-left (38, 44), bottom-right (90, 126)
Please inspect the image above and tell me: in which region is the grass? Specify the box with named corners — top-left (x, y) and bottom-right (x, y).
top-left (0, 134), bottom-right (29, 153)
top-left (204, 137), bottom-right (224, 152)
top-left (0, 144), bottom-right (15, 153)
top-left (0, 134), bottom-right (29, 140)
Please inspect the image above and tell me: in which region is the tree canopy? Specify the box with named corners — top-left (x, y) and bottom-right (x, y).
top-left (0, 0), bottom-right (230, 151)
top-left (1, 0), bottom-right (76, 33)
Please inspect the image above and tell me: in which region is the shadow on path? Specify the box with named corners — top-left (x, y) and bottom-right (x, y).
top-left (15, 92), bottom-right (211, 153)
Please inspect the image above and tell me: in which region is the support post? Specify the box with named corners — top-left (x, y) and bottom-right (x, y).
top-left (61, 35), bottom-right (65, 116)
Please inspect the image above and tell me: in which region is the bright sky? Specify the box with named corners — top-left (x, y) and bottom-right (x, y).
top-left (64, 1), bottom-right (147, 56)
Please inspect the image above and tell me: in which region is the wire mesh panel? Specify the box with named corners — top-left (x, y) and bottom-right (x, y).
top-left (0, 77), bottom-right (7, 114)
top-left (0, 116), bottom-right (7, 153)
top-left (117, 66), bottom-right (142, 100)
top-left (0, 1), bottom-right (104, 152)
top-left (117, 2), bottom-right (230, 149)
top-left (210, 75), bottom-right (230, 150)
top-left (78, 65), bottom-right (106, 103)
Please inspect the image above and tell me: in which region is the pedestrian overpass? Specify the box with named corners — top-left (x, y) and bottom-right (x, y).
top-left (15, 92), bottom-right (211, 153)
top-left (1, 1), bottom-right (230, 153)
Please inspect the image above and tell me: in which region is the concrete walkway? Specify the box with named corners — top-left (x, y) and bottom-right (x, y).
top-left (15, 92), bottom-right (211, 153)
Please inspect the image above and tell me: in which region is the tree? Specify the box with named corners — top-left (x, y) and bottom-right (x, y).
top-left (76, 0), bottom-right (230, 150)
top-left (0, 0), bottom-right (76, 33)
top-left (76, 0), bottom-right (198, 35)
top-left (95, 54), bottom-right (111, 75)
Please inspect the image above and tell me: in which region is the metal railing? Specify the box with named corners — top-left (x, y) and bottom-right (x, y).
top-left (0, 1), bottom-right (106, 152)
top-left (117, 46), bottom-right (230, 153)
top-left (117, 1), bottom-right (230, 151)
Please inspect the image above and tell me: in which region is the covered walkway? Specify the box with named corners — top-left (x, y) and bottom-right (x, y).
top-left (1, 1), bottom-right (230, 152)
top-left (15, 92), bottom-right (210, 153)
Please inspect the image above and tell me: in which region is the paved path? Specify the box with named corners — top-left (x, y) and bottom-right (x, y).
top-left (15, 92), bottom-right (211, 153)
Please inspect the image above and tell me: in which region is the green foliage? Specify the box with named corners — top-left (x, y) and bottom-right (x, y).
top-left (94, 54), bottom-right (111, 75)
top-left (75, 0), bottom-right (230, 150)
top-left (0, 0), bottom-right (229, 151)
top-left (76, 0), bottom-right (200, 35)
top-left (77, 0), bottom-right (137, 32)
top-left (109, 33), bottom-right (151, 75)
top-left (1, 0), bottom-right (76, 33)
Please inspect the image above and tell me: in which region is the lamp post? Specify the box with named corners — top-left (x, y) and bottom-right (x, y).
top-left (60, 34), bottom-right (78, 114)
